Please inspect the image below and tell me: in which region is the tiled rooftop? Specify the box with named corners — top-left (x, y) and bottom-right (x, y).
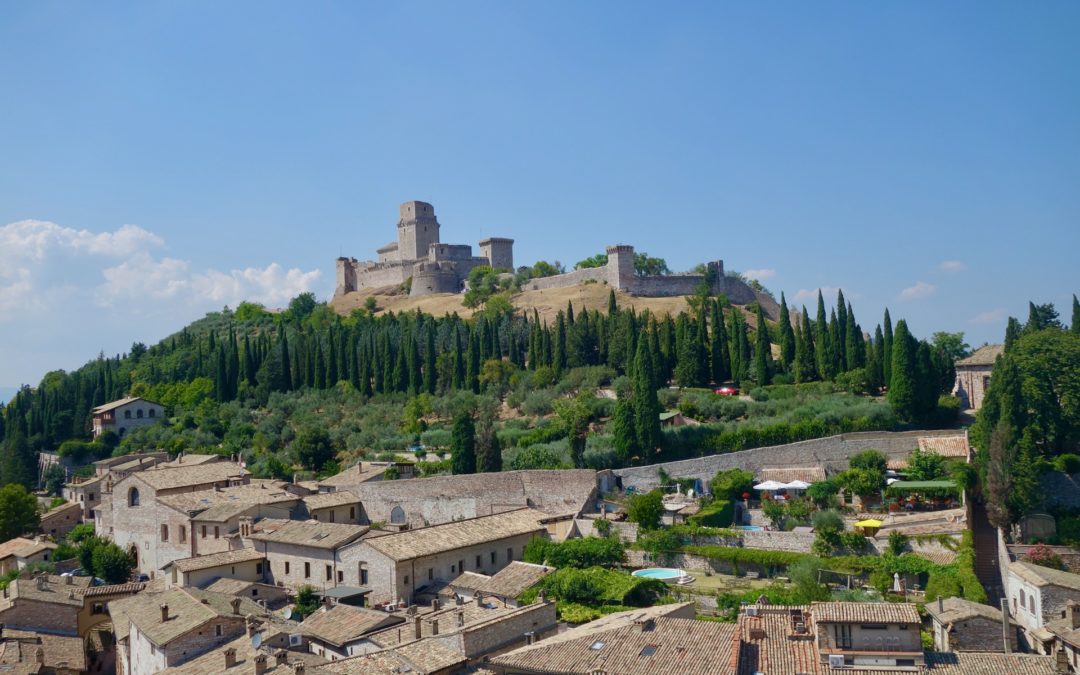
top-left (7, 574), bottom-right (91, 608)
top-left (92, 396), bottom-right (158, 413)
top-left (0, 629), bottom-right (86, 672)
top-left (1010, 561), bottom-right (1080, 591)
top-left (364, 508), bottom-right (546, 561)
top-left (169, 547), bottom-right (265, 573)
top-left (477, 561), bottom-right (554, 599)
top-left (310, 640), bottom-right (465, 674)
top-left (120, 587), bottom-right (264, 647)
top-left (299, 604), bottom-right (404, 646)
top-left (758, 467), bottom-right (828, 484)
top-left (0, 538), bottom-right (55, 561)
top-left (955, 344), bottom-right (1004, 367)
top-left (811, 601), bottom-right (920, 624)
top-left (248, 519), bottom-right (368, 550)
top-left (303, 490), bottom-right (361, 511)
top-left (159, 632), bottom-right (327, 675)
top-left (736, 605), bottom-right (818, 675)
top-left (925, 597), bottom-right (1002, 625)
top-left (918, 434), bottom-right (971, 458)
top-left (128, 462), bottom-right (249, 491)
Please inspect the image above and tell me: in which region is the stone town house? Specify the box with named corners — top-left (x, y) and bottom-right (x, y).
top-left (101, 463), bottom-right (250, 575)
top-left (1007, 561), bottom-right (1080, 653)
top-left (953, 344), bottom-right (1004, 411)
top-left (91, 397), bottom-right (165, 440)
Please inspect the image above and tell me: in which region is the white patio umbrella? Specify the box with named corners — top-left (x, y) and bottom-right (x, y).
top-left (783, 480), bottom-right (811, 490)
top-left (753, 480), bottom-right (786, 491)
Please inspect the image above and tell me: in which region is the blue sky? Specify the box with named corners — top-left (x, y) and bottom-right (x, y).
top-left (1, 1), bottom-right (1078, 400)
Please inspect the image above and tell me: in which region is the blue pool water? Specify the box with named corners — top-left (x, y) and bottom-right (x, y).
top-left (736, 525), bottom-right (764, 531)
top-left (632, 568), bottom-right (686, 580)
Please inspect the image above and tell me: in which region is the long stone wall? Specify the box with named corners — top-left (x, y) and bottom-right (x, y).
top-left (614, 430), bottom-right (959, 491)
top-left (525, 267), bottom-right (609, 291)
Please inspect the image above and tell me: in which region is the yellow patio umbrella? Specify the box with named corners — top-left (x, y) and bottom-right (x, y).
top-left (854, 519), bottom-right (883, 535)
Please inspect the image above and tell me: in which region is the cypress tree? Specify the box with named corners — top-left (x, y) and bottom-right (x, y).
top-left (828, 309), bottom-right (842, 376)
top-left (474, 405), bottom-right (502, 473)
top-left (607, 289), bottom-right (618, 315)
top-left (754, 304), bottom-right (771, 386)
top-left (844, 303), bottom-right (861, 371)
top-left (778, 293), bottom-right (795, 373)
top-left (450, 412), bottom-right (477, 475)
top-left (710, 300), bottom-right (730, 384)
top-left (452, 332), bottom-right (465, 390)
top-left (553, 313), bottom-right (567, 377)
top-left (815, 292), bottom-right (833, 380)
top-left (326, 333), bottom-right (339, 386)
top-left (467, 331), bottom-right (481, 393)
top-left (1072, 294), bottom-right (1080, 335)
top-left (800, 306), bottom-right (817, 382)
top-left (280, 331), bottom-right (292, 391)
top-left (835, 289), bottom-right (848, 368)
top-left (424, 325), bottom-right (437, 394)
top-left (633, 338), bottom-right (662, 454)
top-left (882, 309), bottom-right (893, 386)
top-left (612, 396), bottom-right (637, 463)
top-left (888, 320), bottom-right (918, 422)
top-left (408, 328), bottom-right (422, 395)
top-left (1004, 317), bottom-right (1022, 352)
top-left (869, 325), bottom-right (886, 391)
top-left (315, 343), bottom-right (327, 389)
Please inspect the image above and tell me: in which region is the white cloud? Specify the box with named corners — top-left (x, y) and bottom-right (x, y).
top-left (743, 268), bottom-right (776, 282)
top-left (0, 219), bottom-right (163, 263)
top-left (971, 308), bottom-right (1006, 324)
top-left (793, 286), bottom-right (860, 303)
top-left (938, 260), bottom-right (966, 272)
top-left (899, 281), bottom-right (936, 301)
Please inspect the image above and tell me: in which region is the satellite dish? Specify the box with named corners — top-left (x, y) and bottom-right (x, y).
top-left (251, 633), bottom-right (263, 649)
top-left (283, 607), bottom-right (293, 620)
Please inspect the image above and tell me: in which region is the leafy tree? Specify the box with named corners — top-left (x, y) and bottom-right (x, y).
top-left (574, 254), bottom-right (608, 270)
top-left (91, 542), bottom-right (135, 584)
top-left (293, 585), bottom-right (321, 619)
top-left (554, 392), bottom-right (594, 468)
top-left (626, 490), bottom-right (664, 529)
top-left (474, 404), bottom-right (502, 473)
top-left (762, 499), bottom-right (788, 529)
top-left (849, 449), bottom-right (888, 474)
top-left (292, 428), bottom-right (336, 472)
top-left (931, 331), bottom-right (971, 364)
top-left (1026, 302), bottom-right (1061, 332)
top-left (530, 260), bottom-right (564, 277)
top-left (43, 464), bottom-right (67, 496)
top-left (906, 448), bottom-right (947, 480)
top-left (788, 556), bottom-right (830, 602)
top-left (450, 412), bottom-right (477, 474)
top-left (633, 253), bottom-right (670, 277)
top-left (285, 293), bottom-right (318, 323)
top-left (710, 468), bottom-right (754, 501)
top-left (887, 531), bottom-right (910, 556)
top-left (806, 479), bottom-right (840, 509)
top-left (0, 484), bottom-right (40, 540)
top-left (544, 537), bottom-right (626, 568)
top-left (836, 468), bottom-right (884, 500)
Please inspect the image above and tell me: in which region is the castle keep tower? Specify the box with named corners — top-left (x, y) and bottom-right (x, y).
top-left (397, 201), bottom-right (441, 261)
top-left (479, 237), bottom-right (515, 270)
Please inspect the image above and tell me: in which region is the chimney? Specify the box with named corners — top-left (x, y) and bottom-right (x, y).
top-left (937, 596), bottom-right (943, 613)
top-left (63, 575), bottom-right (72, 586)
top-left (432, 598), bottom-right (441, 611)
top-left (224, 647), bottom-right (237, 669)
top-left (457, 611), bottom-right (465, 628)
top-left (231, 597), bottom-right (242, 614)
top-left (160, 604), bottom-right (169, 622)
top-left (254, 654), bottom-right (268, 675)
top-left (414, 615), bottom-right (422, 639)
top-left (431, 619), bottom-right (439, 636)
top-left (525, 631), bottom-right (535, 645)
top-left (247, 621), bottom-right (257, 637)
top-left (35, 647), bottom-right (45, 665)
top-left (294, 664), bottom-right (305, 675)
top-left (1069, 600), bottom-right (1080, 630)
top-left (455, 595), bottom-right (464, 606)
top-left (538, 589), bottom-right (546, 604)
top-left (275, 650), bottom-right (288, 666)
top-left (1057, 647), bottom-right (1069, 674)
top-left (1000, 598), bottom-right (1013, 653)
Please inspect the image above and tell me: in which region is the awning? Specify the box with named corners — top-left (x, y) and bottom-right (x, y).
top-left (783, 480), bottom-right (810, 490)
top-left (887, 480), bottom-right (958, 491)
top-left (855, 519), bottom-right (883, 528)
top-left (753, 481), bottom-right (786, 491)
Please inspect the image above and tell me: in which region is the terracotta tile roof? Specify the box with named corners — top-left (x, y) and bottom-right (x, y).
top-left (490, 614), bottom-right (740, 675)
top-left (93, 452), bottom-right (168, 468)
top-left (121, 587), bottom-right (264, 647)
top-left (311, 640), bottom-right (466, 674)
top-left (319, 463), bottom-right (386, 487)
top-left (0, 630), bottom-right (86, 671)
top-left (39, 501), bottom-right (81, 520)
top-left (364, 508), bottom-right (547, 562)
top-left (922, 651), bottom-right (1058, 674)
top-left (160, 481), bottom-right (297, 516)
top-left (1009, 561), bottom-right (1080, 591)
top-left (477, 561), bottom-right (554, 599)
top-left (7, 574), bottom-right (91, 608)
top-left (248, 519), bottom-right (368, 550)
top-left (811, 601), bottom-right (920, 624)
top-left (446, 570), bottom-right (490, 593)
top-left (112, 455), bottom-right (167, 473)
top-left (925, 597), bottom-right (1003, 625)
top-left (736, 605), bottom-right (818, 675)
top-left (0, 538), bottom-right (55, 561)
top-left (159, 632), bottom-right (327, 675)
top-left (164, 453), bottom-right (226, 467)
top-left (366, 599), bottom-right (520, 647)
top-left (758, 467), bottom-right (828, 484)
top-left (82, 581), bottom-right (146, 597)
top-left (918, 434), bottom-right (971, 458)
top-left (129, 462), bottom-right (249, 491)
top-left (299, 604), bottom-right (404, 647)
top-left (955, 344), bottom-right (1004, 367)
top-left (92, 396), bottom-right (162, 413)
top-left (169, 548), bottom-right (265, 573)
top-left (303, 490), bottom-right (361, 511)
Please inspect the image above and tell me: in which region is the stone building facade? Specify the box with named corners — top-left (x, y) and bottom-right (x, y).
top-left (1007, 561), bottom-right (1080, 653)
top-left (334, 201), bottom-right (514, 298)
top-left (953, 344), bottom-right (1004, 411)
top-left (925, 596), bottom-right (1012, 652)
top-left (91, 397), bottom-right (165, 440)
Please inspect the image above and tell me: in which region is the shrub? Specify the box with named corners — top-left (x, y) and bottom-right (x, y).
top-left (688, 500), bottom-right (734, 528)
top-left (849, 449), bottom-right (888, 473)
top-left (1055, 454), bottom-right (1080, 475)
top-left (710, 468), bottom-right (754, 501)
top-left (812, 510), bottom-right (844, 533)
top-left (1023, 543), bottom-right (1067, 571)
top-left (637, 528), bottom-right (684, 564)
top-left (887, 531), bottom-right (910, 556)
top-left (627, 491), bottom-right (664, 530)
top-left (526, 535), bottom-right (625, 569)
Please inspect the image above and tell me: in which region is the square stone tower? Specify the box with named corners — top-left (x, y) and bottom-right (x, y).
top-left (605, 244), bottom-right (636, 290)
top-left (397, 201), bottom-right (441, 261)
top-left (479, 237), bottom-right (514, 270)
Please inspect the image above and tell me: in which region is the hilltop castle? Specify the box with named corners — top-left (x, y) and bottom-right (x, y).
top-left (335, 200), bottom-right (513, 298)
top-left (335, 200), bottom-right (779, 318)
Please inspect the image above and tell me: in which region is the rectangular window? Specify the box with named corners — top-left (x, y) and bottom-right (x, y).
top-left (215, 624), bottom-right (223, 637)
top-left (507, 547), bottom-right (513, 562)
top-left (360, 567), bottom-right (368, 585)
top-left (179, 526), bottom-right (186, 543)
top-left (329, 511), bottom-right (335, 523)
top-left (304, 562), bottom-right (311, 578)
top-left (337, 571), bottom-right (343, 582)
top-left (92, 602), bottom-right (104, 614)
top-left (350, 507), bottom-right (356, 520)
top-left (214, 526), bottom-right (220, 539)
top-left (428, 568), bottom-right (433, 580)
top-left (89, 493), bottom-right (95, 501)
top-left (285, 562), bottom-right (291, 575)
top-left (325, 564), bottom-right (332, 581)
top-left (459, 559), bottom-right (465, 572)
top-left (476, 554), bottom-right (482, 568)
top-left (490, 551), bottom-right (496, 564)
top-left (404, 575), bottom-right (409, 585)
top-left (256, 563), bottom-right (262, 574)
top-left (202, 526), bottom-right (207, 538)
top-left (860, 624), bottom-right (887, 630)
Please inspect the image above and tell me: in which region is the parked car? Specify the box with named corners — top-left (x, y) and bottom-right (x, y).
top-left (91, 577), bottom-right (107, 587)
top-left (61, 568), bottom-right (90, 577)
top-left (131, 573), bottom-right (150, 583)
top-left (714, 386), bottom-right (739, 396)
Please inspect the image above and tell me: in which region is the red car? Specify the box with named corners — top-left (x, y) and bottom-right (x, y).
top-left (714, 386), bottom-right (739, 396)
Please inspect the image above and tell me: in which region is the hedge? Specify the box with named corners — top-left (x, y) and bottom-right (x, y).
top-left (688, 500), bottom-right (734, 528)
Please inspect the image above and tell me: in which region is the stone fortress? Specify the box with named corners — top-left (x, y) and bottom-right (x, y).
top-left (335, 200), bottom-right (780, 317)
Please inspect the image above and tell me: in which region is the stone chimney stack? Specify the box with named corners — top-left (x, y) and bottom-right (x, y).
top-left (457, 611), bottom-right (465, 628)
top-left (254, 654), bottom-right (268, 675)
top-left (293, 663), bottom-right (305, 675)
top-left (1069, 600), bottom-right (1080, 630)
top-left (63, 575), bottom-right (72, 586)
top-left (231, 598), bottom-right (242, 614)
top-left (432, 598), bottom-right (441, 611)
top-left (1057, 647), bottom-right (1069, 674)
top-left (160, 604), bottom-right (169, 622)
top-left (937, 596), bottom-right (943, 613)
top-left (414, 615), bottom-right (422, 640)
top-left (431, 619), bottom-right (439, 636)
top-left (275, 650), bottom-right (288, 666)
top-left (224, 647), bottom-right (237, 669)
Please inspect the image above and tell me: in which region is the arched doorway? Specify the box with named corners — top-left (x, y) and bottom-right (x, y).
top-left (128, 544), bottom-right (139, 570)
top-left (390, 506), bottom-right (406, 525)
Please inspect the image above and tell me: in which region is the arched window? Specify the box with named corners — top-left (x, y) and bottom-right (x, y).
top-left (124, 410), bottom-right (132, 419)
top-left (128, 487), bottom-right (140, 507)
top-left (160, 524), bottom-right (168, 542)
top-left (137, 409), bottom-right (144, 419)
top-left (390, 506), bottom-right (406, 524)
top-left (1020, 589), bottom-right (1027, 609)
top-left (149, 409), bottom-right (156, 418)
top-left (1030, 595), bottom-right (1036, 614)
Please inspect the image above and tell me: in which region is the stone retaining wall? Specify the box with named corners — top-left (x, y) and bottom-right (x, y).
top-left (614, 430), bottom-right (959, 491)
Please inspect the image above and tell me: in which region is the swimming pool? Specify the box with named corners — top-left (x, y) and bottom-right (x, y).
top-left (736, 525), bottom-right (764, 531)
top-left (632, 567), bottom-right (689, 581)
